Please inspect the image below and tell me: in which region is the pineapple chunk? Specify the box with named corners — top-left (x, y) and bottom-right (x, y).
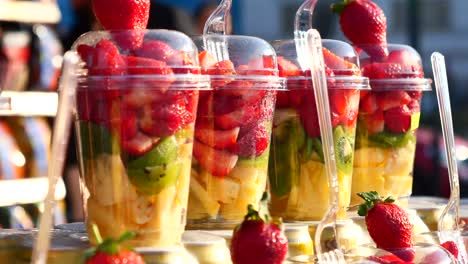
top-left (229, 164), bottom-right (260, 184)
top-left (351, 166), bottom-right (386, 205)
top-left (85, 154), bottom-right (137, 206)
top-left (384, 143), bottom-right (416, 178)
top-left (206, 176), bottom-right (241, 204)
top-left (354, 147), bottom-right (388, 167)
top-left (188, 177), bottom-right (220, 218)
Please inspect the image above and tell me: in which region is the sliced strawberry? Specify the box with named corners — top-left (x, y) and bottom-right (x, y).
top-left (440, 241), bottom-right (459, 258)
top-left (360, 92), bottom-right (379, 113)
top-left (288, 89), bottom-right (307, 106)
top-left (122, 56), bottom-right (175, 75)
top-left (407, 99), bottom-right (420, 114)
top-left (277, 56), bottom-right (301, 77)
top-left (386, 49), bottom-right (419, 66)
top-left (322, 47), bottom-right (361, 76)
top-left (122, 89), bottom-right (164, 109)
top-left (195, 126), bottom-right (240, 149)
top-left (193, 140), bottom-right (238, 177)
top-left (81, 39), bottom-right (126, 76)
top-left (122, 132), bottom-right (158, 156)
top-left (198, 50), bottom-right (217, 69)
top-left (167, 51), bottom-right (200, 74)
top-left (376, 91), bottom-right (411, 111)
top-left (108, 108), bottom-right (138, 141)
top-left (230, 123), bottom-right (269, 157)
top-left (237, 55), bottom-right (276, 76)
top-left (133, 40), bottom-right (175, 62)
top-left (407, 90), bottom-right (422, 100)
top-left (365, 110), bottom-right (384, 134)
top-left (362, 62), bottom-right (423, 79)
top-left (299, 94), bottom-right (320, 138)
top-left (329, 89), bottom-right (348, 115)
top-left (384, 105), bottom-right (412, 134)
top-left (206, 60), bottom-right (236, 88)
top-left (139, 98), bottom-right (193, 137)
top-left (215, 104), bottom-right (261, 130)
top-left (275, 91), bottom-right (290, 108)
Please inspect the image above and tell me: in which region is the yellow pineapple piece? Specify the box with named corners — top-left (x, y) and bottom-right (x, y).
top-left (206, 176), bottom-right (241, 204)
top-left (385, 175), bottom-right (413, 199)
top-left (351, 166), bottom-right (386, 205)
top-left (188, 176), bottom-right (220, 218)
top-left (137, 185), bottom-right (176, 228)
top-left (384, 143), bottom-right (416, 178)
top-left (354, 147), bottom-right (389, 167)
top-left (85, 154), bottom-right (137, 206)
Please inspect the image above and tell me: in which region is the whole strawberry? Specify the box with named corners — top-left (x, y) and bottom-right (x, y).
top-left (332, 0), bottom-right (388, 60)
top-left (92, 0), bottom-right (150, 49)
top-left (85, 225), bottom-right (145, 264)
top-left (357, 191), bottom-right (414, 262)
top-left (230, 192), bottom-right (288, 264)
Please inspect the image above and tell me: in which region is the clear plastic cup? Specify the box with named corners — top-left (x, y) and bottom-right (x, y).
top-left (186, 35), bottom-right (284, 229)
top-left (268, 39), bottom-right (369, 221)
top-left (352, 44), bottom-right (432, 206)
top-left (72, 29), bottom-right (210, 247)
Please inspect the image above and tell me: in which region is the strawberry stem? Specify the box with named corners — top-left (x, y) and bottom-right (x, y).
top-left (331, 0), bottom-right (352, 14)
top-left (91, 224), bottom-right (103, 244)
top-left (357, 191), bottom-right (395, 216)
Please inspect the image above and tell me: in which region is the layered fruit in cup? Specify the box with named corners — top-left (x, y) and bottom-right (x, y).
top-left (73, 30), bottom-right (210, 247)
top-left (187, 35), bottom-right (284, 228)
top-left (352, 44), bottom-right (432, 205)
top-left (268, 39), bottom-right (369, 221)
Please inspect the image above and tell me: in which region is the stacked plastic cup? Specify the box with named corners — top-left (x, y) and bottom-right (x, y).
top-left (351, 44), bottom-right (432, 206)
top-left (73, 29), bottom-right (210, 247)
top-left (186, 35), bottom-right (284, 229)
top-left (268, 38), bottom-right (369, 221)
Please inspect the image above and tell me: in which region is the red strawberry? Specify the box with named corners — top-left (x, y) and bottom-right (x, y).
top-left (206, 59), bottom-right (237, 88)
top-left (322, 47), bottom-right (361, 76)
top-left (362, 62), bottom-right (424, 79)
top-left (230, 192), bottom-right (288, 264)
top-left (277, 56), bottom-right (301, 77)
top-left (365, 110), bottom-right (385, 134)
top-left (195, 126), bottom-right (240, 149)
top-left (198, 50), bottom-right (217, 69)
top-left (360, 92), bottom-right (379, 113)
top-left (357, 191), bottom-right (414, 261)
top-left (440, 241), bottom-right (459, 259)
top-left (134, 40), bottom-right (175, 62)
top-left (368, 253), bottom-right (409, 264)
top-left (77, 40), bottom-right (126, 76)
top-left (384, 105), bottom-right (412, 134)
top-left (275, 91), bottom-right (290, 108)
top-left (122, 132), bottom-right (158, 156)
top-left (230, 123), bottom-right (269, 158)
top-left (215, 104), bottom-right (262, 130)
top-left (92, 0), bottom-right (150, 49)
top-left (332, 0), bottom-right (388, 60)
top-left (85, 225), bottom-right (145, 264)
top-left (193, 140), bottom-right (238, 177)
top-left (122, 56), bottom-right (175, 75)
top-left (376, 91), bottom-right (412, 111)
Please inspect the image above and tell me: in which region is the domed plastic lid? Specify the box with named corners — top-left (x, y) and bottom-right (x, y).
top-left (357, 44), bottom-right (432, 91)
top-left (272, 38), bottom-right (369, 90)
top-left (71, 29), bottom-right (210, 90)
top-left (193, 35), bottom-right (285, 90)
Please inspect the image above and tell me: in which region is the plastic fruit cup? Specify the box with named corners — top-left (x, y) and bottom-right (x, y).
top-left (268, 39), bottom-right (369, 221)
top-left (73, 30), bottom-right (210, 247)
top-left (186, 35), bottom-right (284, 229)
top-left (351, 44), bottom-right (432, 206)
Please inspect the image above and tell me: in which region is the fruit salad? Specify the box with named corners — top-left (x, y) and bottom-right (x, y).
top-left (74, 30), bottom-right (209, 247)
top-left (187, 36), bottom-right (284, 227)
top-left (332, 0), bottom-right (431, 206)
top-left (352, 44), bottom-right (431, 205)
top-left (268, 39), bottom-right (368, 221)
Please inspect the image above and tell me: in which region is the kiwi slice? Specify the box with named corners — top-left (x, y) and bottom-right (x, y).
top-left (333, 125), bottom-right (354, 175)
top-left (127, 135), bottom-right (180, 194)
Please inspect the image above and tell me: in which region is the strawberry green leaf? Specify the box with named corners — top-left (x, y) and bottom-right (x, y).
top-left (331, 2), bottom-right (347, 14)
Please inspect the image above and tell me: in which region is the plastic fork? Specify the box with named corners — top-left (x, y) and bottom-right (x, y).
top-left (294, 0), bottom-right (318, 70)
top-left (31, 51), bottom-right (79, 264)
top-left (431, 52), bottom-right (468, 263)
top-left (203, 0), bottom-right (231, 61)
top-left (305, 28), bottom-right (344, 263)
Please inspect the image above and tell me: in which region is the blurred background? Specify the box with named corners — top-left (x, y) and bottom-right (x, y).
top-left (0, 0), bottom-right (467, 225)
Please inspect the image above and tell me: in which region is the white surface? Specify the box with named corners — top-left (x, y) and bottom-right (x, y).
top-left (0, 91), bottom-right (58, 117)
top-left (0, 1), bottom-right (61, 24)
top-left (0, 177), bottom-right (66, 207)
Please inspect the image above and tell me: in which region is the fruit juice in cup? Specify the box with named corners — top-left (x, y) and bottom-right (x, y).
top-left (73, 29), bottom-right (210, 247)
top-left (268, 39), bottom-right (369, 221)
top-left (351, 44), bottom-right (432, 206)
top-left (186, 35), bottom-right (284, 229)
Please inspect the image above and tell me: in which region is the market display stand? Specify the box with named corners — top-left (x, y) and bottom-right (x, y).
top-left (0, 0), bottom-right (65, 208)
